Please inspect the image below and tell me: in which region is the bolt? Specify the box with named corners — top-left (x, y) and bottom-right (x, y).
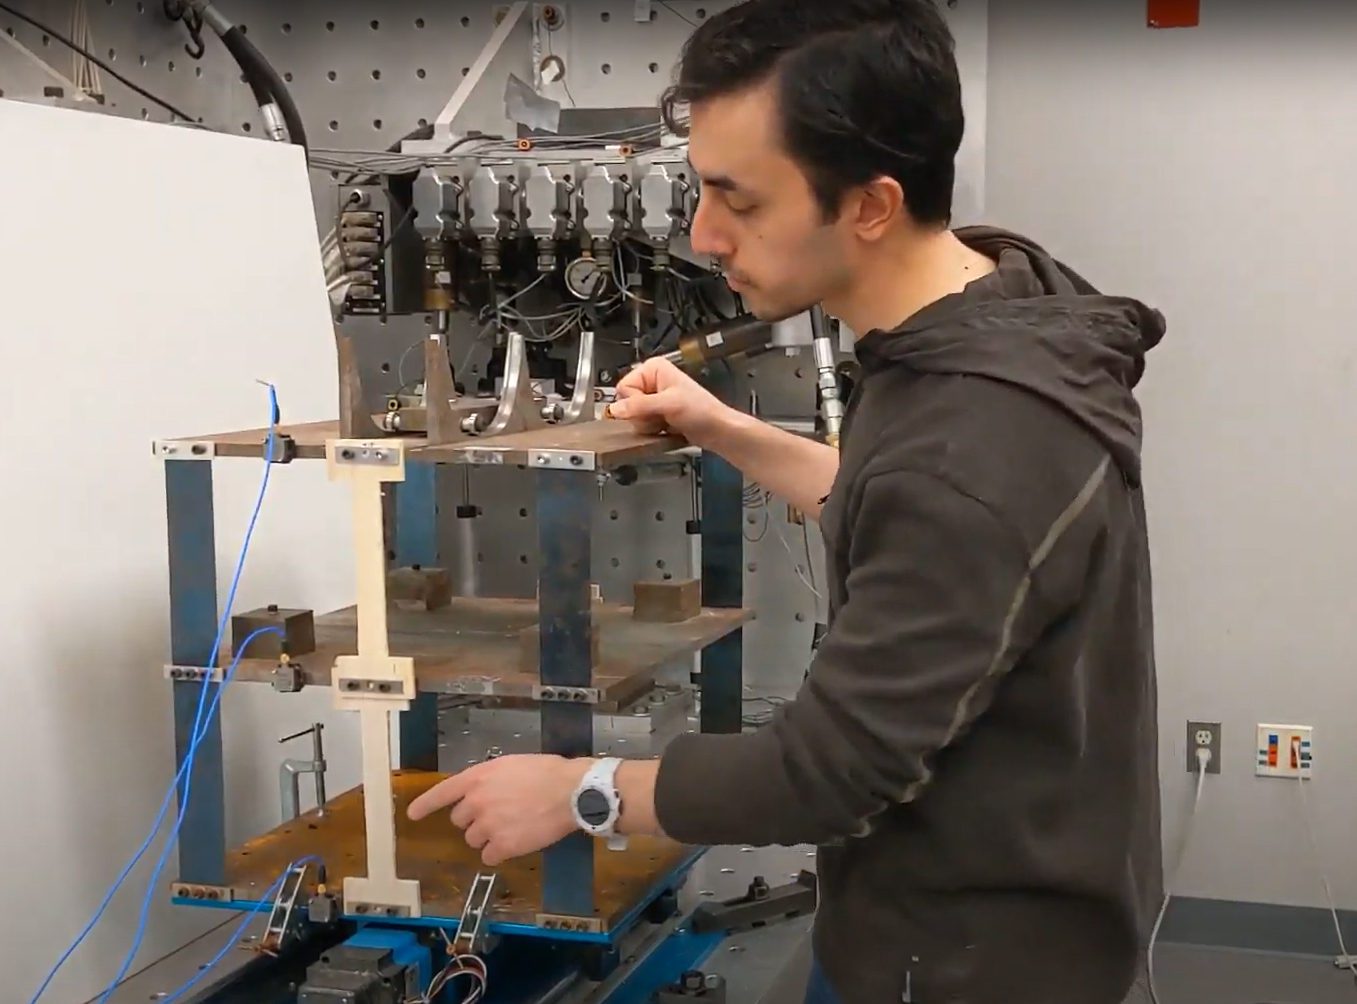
top-left (570, 454), bottom-right (583, 466)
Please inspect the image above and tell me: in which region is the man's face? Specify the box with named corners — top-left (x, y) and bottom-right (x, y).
top-left (685, 82), bottom-right (857, 323)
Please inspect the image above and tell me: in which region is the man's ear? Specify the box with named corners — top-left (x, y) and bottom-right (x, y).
top-left (847, 176), bottom-right (906, 242)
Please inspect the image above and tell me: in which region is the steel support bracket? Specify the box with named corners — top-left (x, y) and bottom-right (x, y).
top-left (164, 664), bottom-right (223, 684)
top-left (532, 684), bottom-right (601, 704)
top-left (171, 882), bottom-right (235, 903)
top-left (529, 448), bottom-right (597, 471)
top-left (155, 439), bottom-right (216, 460)
top-left (536, 913), bottom-right (606, 934)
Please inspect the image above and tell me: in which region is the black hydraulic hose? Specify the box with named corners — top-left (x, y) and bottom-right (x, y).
top-left (218, 24), bottom-right (308, 153)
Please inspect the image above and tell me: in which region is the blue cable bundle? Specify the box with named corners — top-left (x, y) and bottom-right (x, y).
top-left (28, 384), bottom-right (286, 1004)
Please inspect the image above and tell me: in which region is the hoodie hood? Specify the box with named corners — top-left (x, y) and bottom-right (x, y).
top-left (854, 225), bottom-right (1165, 486)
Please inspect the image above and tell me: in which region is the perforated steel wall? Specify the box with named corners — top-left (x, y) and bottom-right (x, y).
top-left (0, 0), bottom-right (985, 697)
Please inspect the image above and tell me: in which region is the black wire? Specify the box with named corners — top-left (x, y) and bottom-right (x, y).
top-left (0, 1), bottom-right (198, 122)
top-left (378, 203), bottom-right (417, 255)
top-left (657, 0), bottom-right (699, 27)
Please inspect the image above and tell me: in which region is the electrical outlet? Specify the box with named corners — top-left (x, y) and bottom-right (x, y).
top-left (1255, 724), bottom-right (1313, 778)
top-left (1186, 721), bottom-right (1221, 774)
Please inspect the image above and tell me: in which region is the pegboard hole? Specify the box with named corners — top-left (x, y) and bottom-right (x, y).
top-left (135, 1), bottom-right (143, 10)
top-left (600, 11), bottom-right (610, 20)
top-left (283, 71), bottom-right (293, 82)
top-left (325, 20), bottom-right (335, 31)
top-left (329, 120), bottom-right (339, 131)
top-left (195, 66), bottom-right (202, 78)
top-left (610, 558), bottom-right (620, 568)
top-left (40, 34), bottom-right (49, 46)
top-left (370, 19), bottom-right (380, 30)
top-left (380, 362), bottom-right (391, 373)
top-left (519, 508), bottom-right (529, 518)
top-left (461, 16), bottom-right (471, 27)
top-left (601, 63), bottom-right (612, 74)
top-left (609, 510), bottom-right (619, 521)
top-left (697, 7), bottom-right (707, 16)
top-left (461, 67), bottom-right (470, 76)
top-left (519, 555), bottom-right (529, 564)
top-left (282, 22), bottom-right (292, 33)
top-left (415, 17), bottom-right (426, 28)
top-left (656, 560), bottom-right (666, 569)
top-left (416, 68), bottom-right (427, 79)
top-left (372, 69), bottom-right (381, 80)
top-left (649, 62), bottom-right (659, 73)
top-left (168, 60), bottom-right (175, 72)
top-left (655, 511), bottom-right (665, 521)
top-left (107, 47), bottom-right (116, 60)
top-left (242, 122), bottom-right (251, 132)
top-left (373, 119), bottom-right (383, 129)
top-left (327, 70), bottom-right (338, 81)
top-left (418, 117), bottom-right (429, 127)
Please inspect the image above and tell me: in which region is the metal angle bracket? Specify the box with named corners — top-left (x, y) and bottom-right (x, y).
top-left (155, 439), bottom-right (216, 460)
top-left (536, 913), bottom-right (606, 934)
top-left (532, 684), bottom-right (601, 704)
top-left (165, 664), bottom-right (224, 683)
top-left (529, 449), bottom-right (597, 472)
top-left (171, 882), bottom-right (235, 903)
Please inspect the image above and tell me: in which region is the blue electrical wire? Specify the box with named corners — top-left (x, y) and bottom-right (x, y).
top-left (158, 854), bottom-right (323, 1004)
top-left (27, 385), bottom-right (283, 1004)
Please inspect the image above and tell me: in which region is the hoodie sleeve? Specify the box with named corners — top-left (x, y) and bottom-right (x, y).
top-left (654, 468), bottom-right (1050, 848)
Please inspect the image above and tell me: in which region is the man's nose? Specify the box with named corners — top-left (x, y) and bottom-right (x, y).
top-left (689, 197), bottom-right (733, 258)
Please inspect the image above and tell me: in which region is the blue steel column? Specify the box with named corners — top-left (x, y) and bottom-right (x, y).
top-left (699, 452), bottom-right (744, 734)
top-left (394, 459), bottom-right (440, 771)
top-left (537, 467), bottom-right (595, 917)
top-left (165, 458), bottom-right (226, 885)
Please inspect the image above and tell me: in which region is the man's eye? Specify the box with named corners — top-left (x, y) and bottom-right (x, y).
top-left (727, 202), bottom-right (756, 216)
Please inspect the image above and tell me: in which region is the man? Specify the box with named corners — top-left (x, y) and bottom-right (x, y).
top-left (408, 2), bottom-right (1166, 1002)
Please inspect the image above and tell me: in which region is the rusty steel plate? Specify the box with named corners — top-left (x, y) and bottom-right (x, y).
top-left (227, 598), bottom-right (750, 709)
top-left (221, 771), bottom-right (699, 930)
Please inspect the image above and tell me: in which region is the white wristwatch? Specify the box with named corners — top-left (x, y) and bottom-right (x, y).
top-left (571, 757), bottom-right (627, 851)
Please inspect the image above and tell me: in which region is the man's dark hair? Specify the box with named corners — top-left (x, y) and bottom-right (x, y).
top-left (661, 0), bottom-right (963, 226)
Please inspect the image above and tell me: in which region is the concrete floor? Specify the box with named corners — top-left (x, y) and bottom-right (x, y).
top-left (1125, 944), bottom-right (1357, 1004)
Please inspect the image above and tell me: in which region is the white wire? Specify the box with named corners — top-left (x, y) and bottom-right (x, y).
top-left (1147, 746), bottom-right (1211, 1004)
top-left (771, 514), bottom-right (822, 600)
top-left (1291, 741), bottom-right (1357, 986)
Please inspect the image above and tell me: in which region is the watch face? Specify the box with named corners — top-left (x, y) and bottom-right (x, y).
top-left (577, 787), bottom-right (612, 827)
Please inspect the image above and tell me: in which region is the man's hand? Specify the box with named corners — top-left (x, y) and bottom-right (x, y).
top-left (407, 754), bottom-right (590, 867)
top-left (608, 358), bottom-right (733, 448)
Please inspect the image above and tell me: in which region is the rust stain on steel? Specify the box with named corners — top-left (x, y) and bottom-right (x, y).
top-left (223, 771), bottom-right (698, 927)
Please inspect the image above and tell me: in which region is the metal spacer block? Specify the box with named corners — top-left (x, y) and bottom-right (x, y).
top-left (529, 448), bottom-right (596, 471)
top-left (531, 684), bottom-right (601, 704)
top-left (172, 882), bottom-right (235, 903)
top-left (346, 901), bottom-right (413, 918)
top-left (164, 664), bottom-right (223, 684)
top-left (154, 440), bottom-right (216, 460)
top-left (536, 913), bottom-right (605, 934)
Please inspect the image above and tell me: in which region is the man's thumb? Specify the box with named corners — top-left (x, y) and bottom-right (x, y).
top-left (610, 388), bottom-right (676, 421)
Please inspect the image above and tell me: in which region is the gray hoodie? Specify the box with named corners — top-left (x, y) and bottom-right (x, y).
top-left (655, 226), bottom-right (1165, 1004)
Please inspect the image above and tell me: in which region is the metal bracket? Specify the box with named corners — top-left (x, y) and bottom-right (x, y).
top-left (154, 439), bottom-right (216, 460)
top-left (165, 664), bottom-right (223, 684)
top-left (452, 873), bottom-right (498, 955)
top-left (536, 913), bottom-right (605, 934)
top-left (528, 449), bottom-right (597, 471)
top-left (543, 327), bottom-right (597, 425)
top-left (481, 330), bottom-right (549, 437)
top-left (531, 684), bottom-right (601, 704)
top-left (171, 882), bottom-right (235, 903)
top-left (689, 871), bottom-right (818, 935)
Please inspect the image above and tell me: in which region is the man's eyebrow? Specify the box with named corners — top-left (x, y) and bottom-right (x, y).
top-left (698, 173), bottom-right (740, 193)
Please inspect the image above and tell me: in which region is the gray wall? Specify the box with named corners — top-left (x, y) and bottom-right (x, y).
top-left (985, 0), bottom-right (1357, 913)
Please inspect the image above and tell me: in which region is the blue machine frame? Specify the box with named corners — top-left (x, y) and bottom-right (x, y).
top-left (161, 433), bottom-right (745, 950)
